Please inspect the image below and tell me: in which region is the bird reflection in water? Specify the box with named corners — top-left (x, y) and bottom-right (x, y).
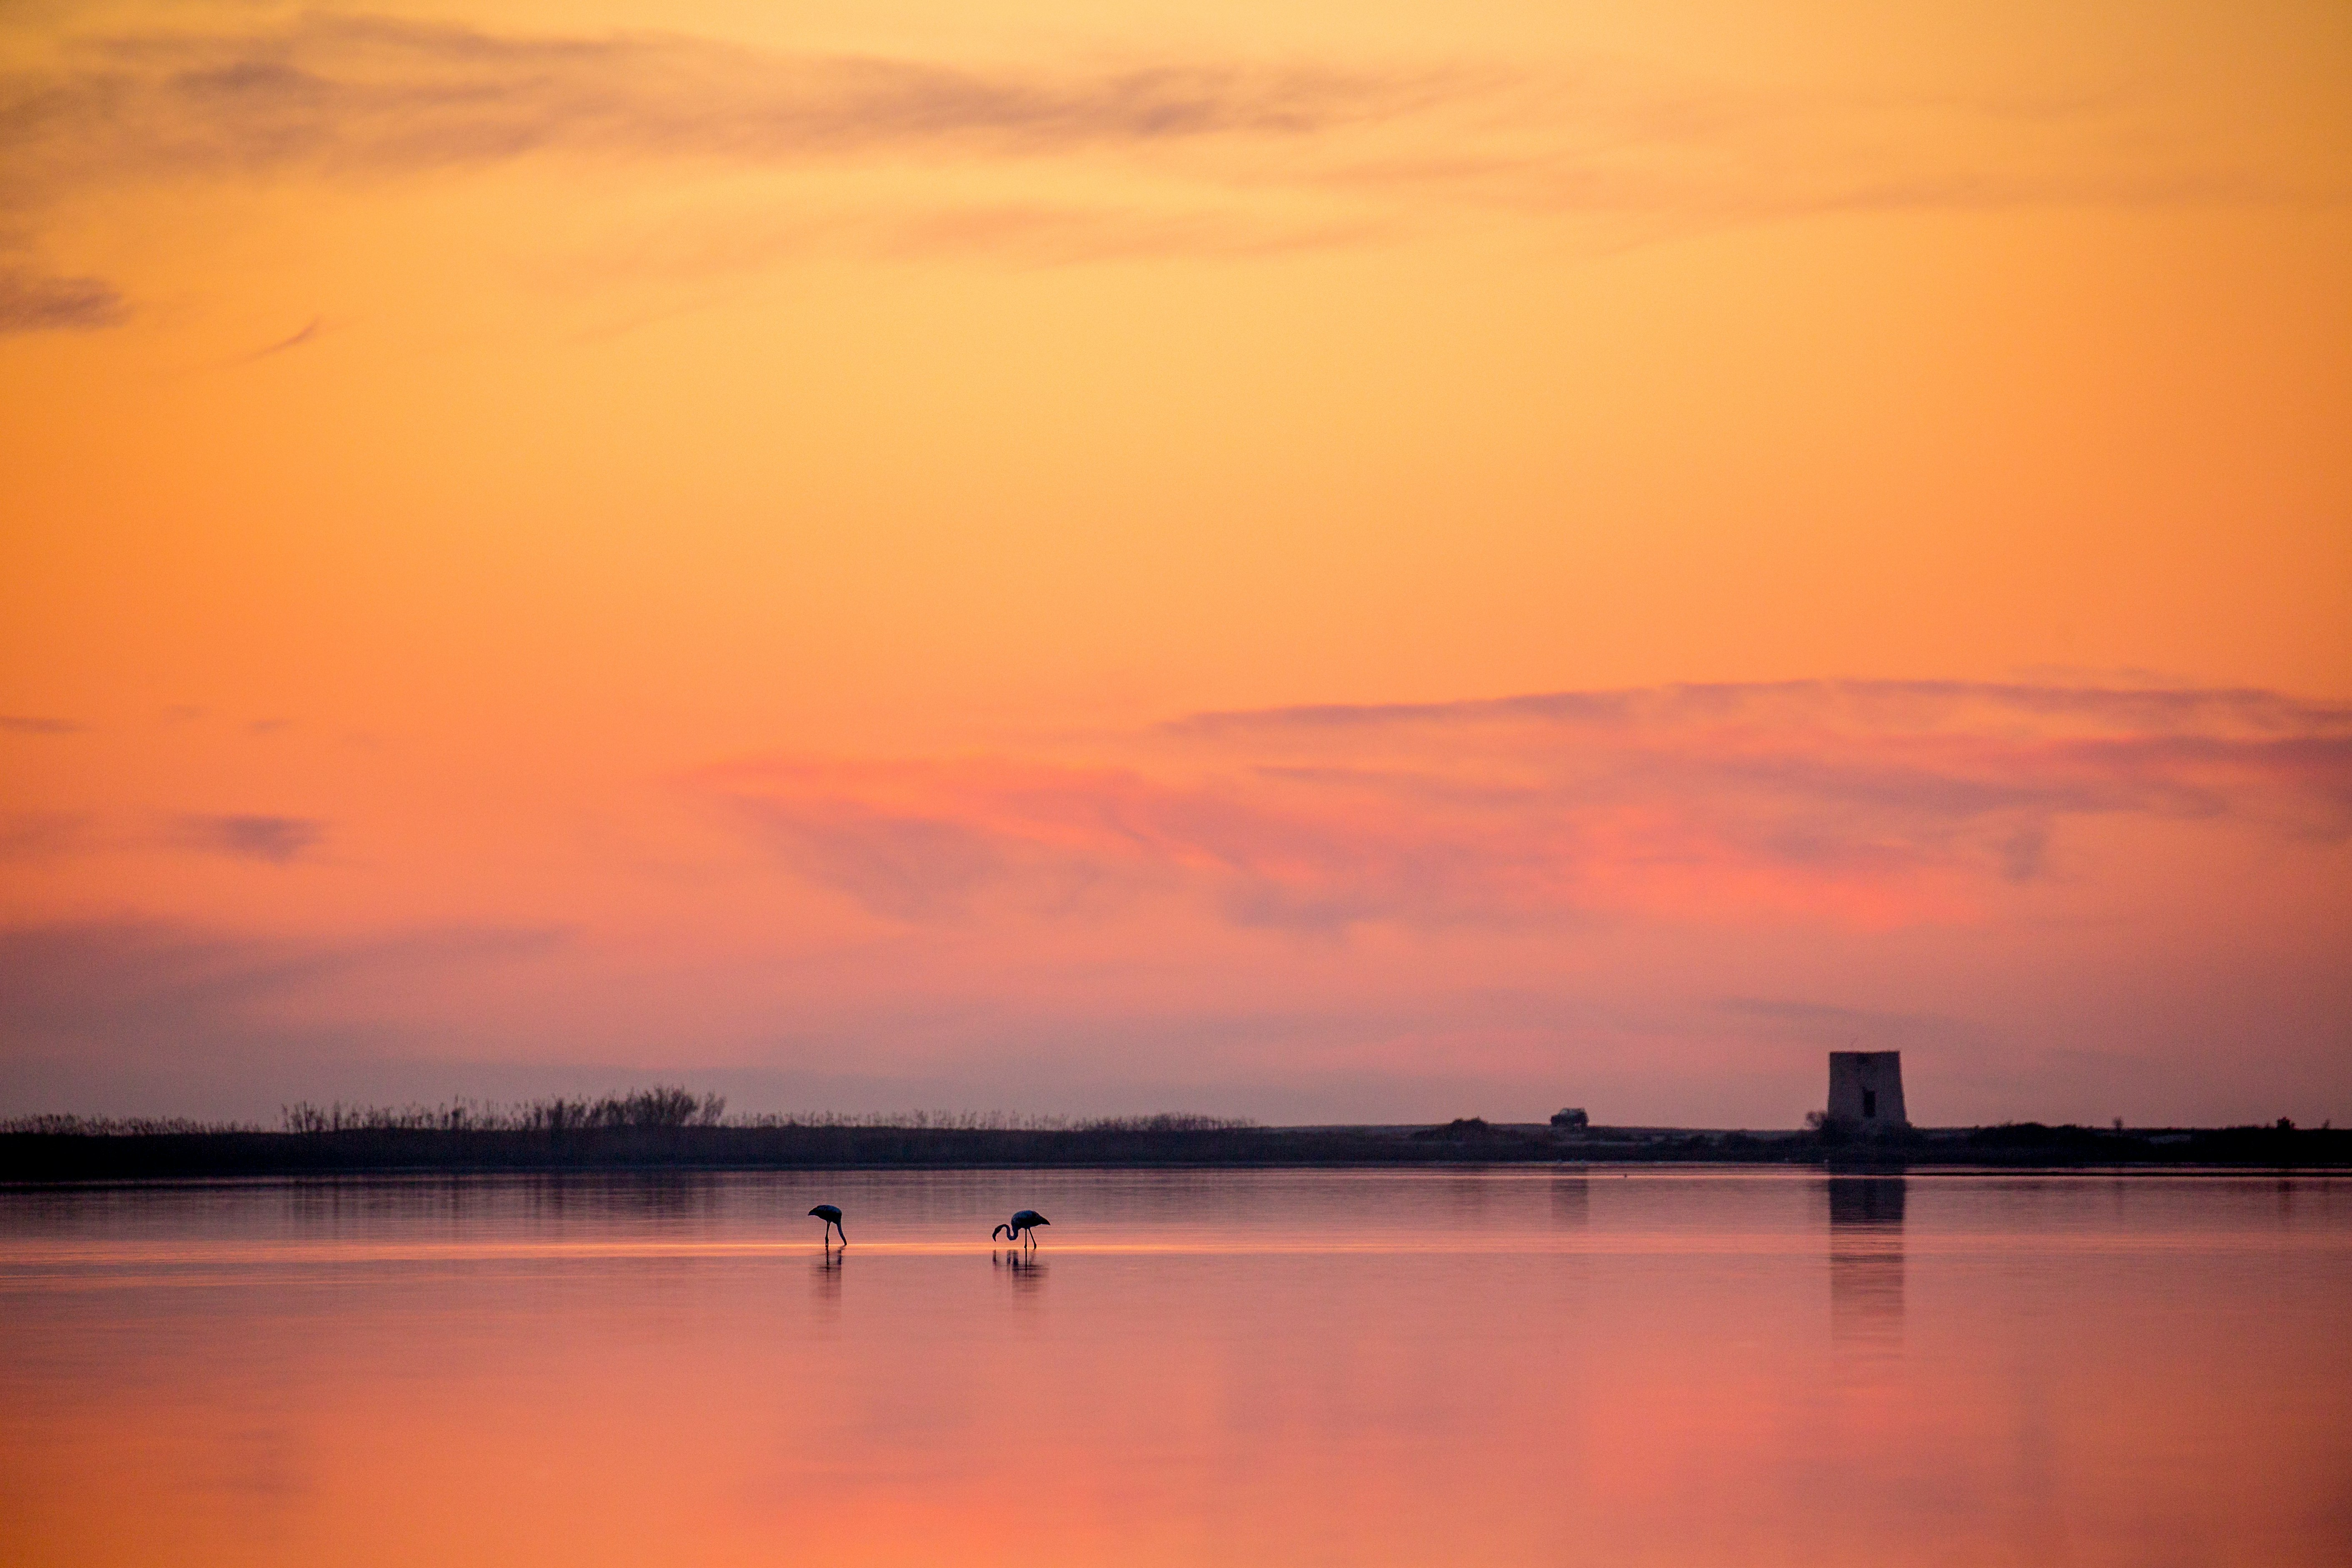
top-left (992, 1248), bottom-right (1048, 1297)
top-left (810, 1245), bottom-right (845, 1310)
top-left (1826, 1176), bottom-right (1906, 1357)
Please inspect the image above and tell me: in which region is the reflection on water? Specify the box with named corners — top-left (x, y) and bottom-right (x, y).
top-left (807, 1252), bottom-right (847, 1345)
top-left (1827, 1176), bottom-right (1906, 1353)
top-left (3, 1170), bottom-right (2348, 1568)
top-left (992, 1249), bottom-right (1050, 1296)
top-left (1550, 1173), bottom-right (1589, 1227)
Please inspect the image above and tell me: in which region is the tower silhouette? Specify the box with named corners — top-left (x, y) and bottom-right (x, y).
top-left (1828, 1051), bottom-right (1908, 1129)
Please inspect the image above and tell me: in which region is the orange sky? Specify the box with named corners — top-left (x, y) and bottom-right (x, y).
top-left (3, 0), bottom-right (2348, 1122)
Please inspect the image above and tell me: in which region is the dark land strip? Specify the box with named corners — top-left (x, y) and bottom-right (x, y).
top-left (4, 1120), bottom-right (2346, 1183)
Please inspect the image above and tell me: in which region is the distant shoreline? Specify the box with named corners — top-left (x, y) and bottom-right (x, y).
top-left (4, 1121), bottom-right (2345, 1183)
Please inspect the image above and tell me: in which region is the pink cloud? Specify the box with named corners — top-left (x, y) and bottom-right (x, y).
top-left (11, 681), bottom-right (2344, 1124)
top-left (692, 681), bottom-right (2352, 934)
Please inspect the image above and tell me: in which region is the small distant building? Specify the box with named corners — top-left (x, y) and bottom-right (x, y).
top-left (1550, 1107), bottom-right (1589, 1130)
top-left (1828, 1052), bottom-right (1908, 1129)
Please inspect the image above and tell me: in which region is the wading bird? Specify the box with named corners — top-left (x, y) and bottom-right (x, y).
top-left (808, 1204), bottom-right (847, 1246)
top-left (993, 1210), bottom-right (1050, 1247)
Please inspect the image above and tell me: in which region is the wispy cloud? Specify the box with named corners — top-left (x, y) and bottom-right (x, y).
top-left (238, 318), bottom-right (320, 361)
top-left (695, 681), bottom-right (2352, 932)
top-left (0, 713), bottom-right (89, 734)
top-left (0, 266), bottom-right (126, 333)
top-left (4, 16), bottom-right (1442, 192)
top-left (1165, 680), bottom-right (2352, 738)
top-left (1, 10), bottom-right (2325, 321)
top-left (171, 813), bottom-right (328, 864)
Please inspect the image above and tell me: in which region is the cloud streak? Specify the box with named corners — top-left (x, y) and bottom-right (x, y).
top-left (696, 681), bottom-right (2352, 932)
top-left (1, 10), bottom-right (2323, 319)
top-left (4, 17), bottom-right (1442, 191)
top-left (171, 813), bottom-right (328, 864)
top-left (239, 317), bottom-right (321, 360)
top-left (0, 265), bottom-right (126, 333)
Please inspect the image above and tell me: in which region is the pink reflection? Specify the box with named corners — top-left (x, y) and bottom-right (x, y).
top-left (2, 1172), bottom-right (2347, 1567)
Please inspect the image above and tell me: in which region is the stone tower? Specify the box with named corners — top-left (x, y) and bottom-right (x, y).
top-left (1827, 1051), bottom-right (1908, 1129)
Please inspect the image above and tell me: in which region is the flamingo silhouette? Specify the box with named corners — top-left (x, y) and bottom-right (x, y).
top-left (993, 1209), bottom-right (1050, 1247)
top-left (808, 1204), bottom-right (847, 1246)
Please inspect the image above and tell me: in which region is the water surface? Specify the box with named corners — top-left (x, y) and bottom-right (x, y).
top-left (4, 1169), bottom-right (2346, 1565)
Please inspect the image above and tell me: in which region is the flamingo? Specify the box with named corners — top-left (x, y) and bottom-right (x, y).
top-left (992, 1209), bottom-right (1050, 1247)
top-left (808, 1204), bottom-right (847, 1246)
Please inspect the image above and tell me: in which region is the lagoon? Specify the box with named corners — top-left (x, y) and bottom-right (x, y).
top-left (3, 1169), bottom-right (2347, 1566)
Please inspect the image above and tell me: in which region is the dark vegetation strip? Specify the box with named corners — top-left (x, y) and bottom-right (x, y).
top-left (2, 1104), bottom-right (2345, 1183)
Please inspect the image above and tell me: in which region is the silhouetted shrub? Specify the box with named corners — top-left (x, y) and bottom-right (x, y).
top-left (1411, 1117), bottom-right (1498, 1141)
top-left (0, 1113), bottom-right (238, 1136)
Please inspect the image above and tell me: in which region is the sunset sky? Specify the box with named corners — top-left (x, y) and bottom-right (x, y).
top-left (3, 0), bottom-right (2347, 1125)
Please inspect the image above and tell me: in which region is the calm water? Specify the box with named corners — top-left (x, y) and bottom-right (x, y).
top-left (3, 1169), bottom-right (2347, 1566)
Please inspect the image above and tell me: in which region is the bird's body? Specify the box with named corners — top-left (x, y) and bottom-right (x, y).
top-left (808, 1204), bottom-right (847, 1245)
top-left (992, 1209), bottom-right (1050, 1247)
